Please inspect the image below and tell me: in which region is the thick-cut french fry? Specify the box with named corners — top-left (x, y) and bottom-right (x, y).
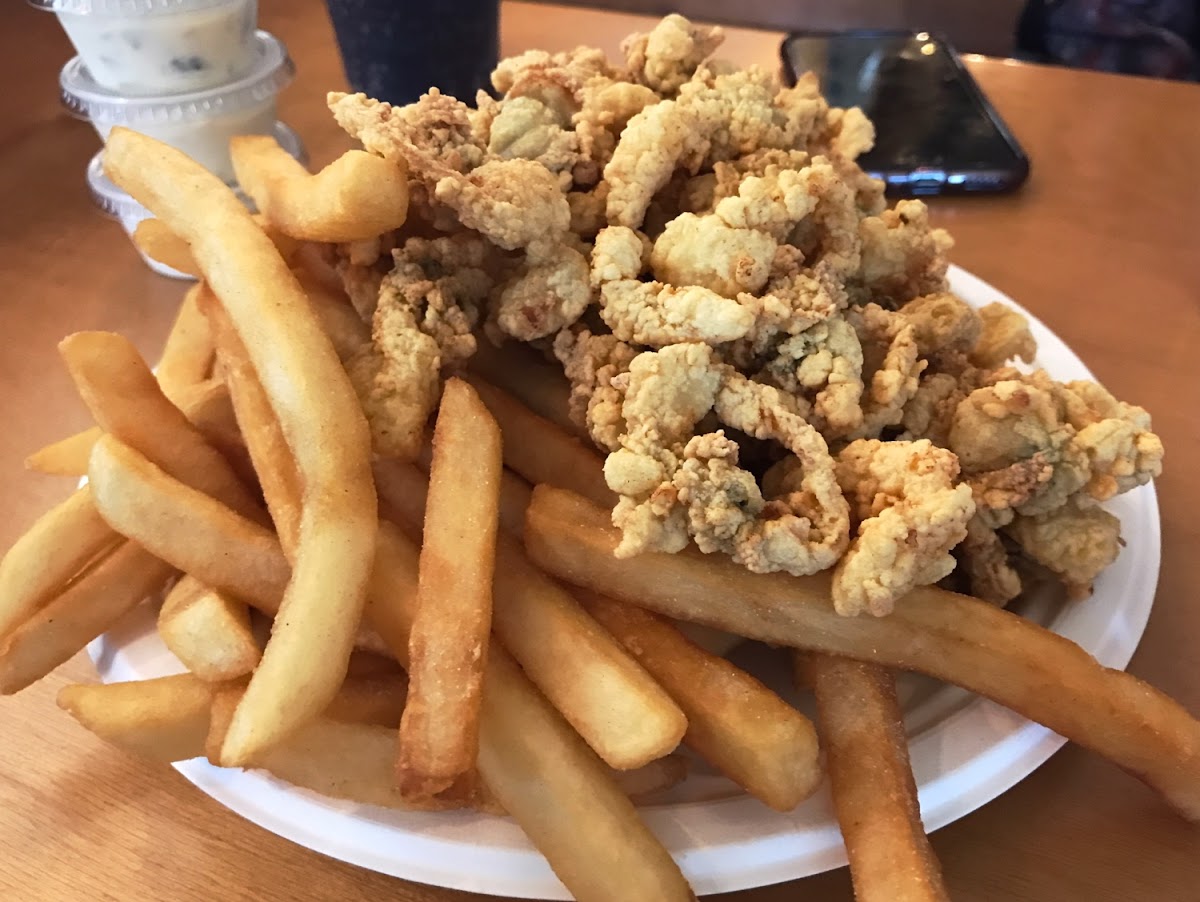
top-left (468, 340), bottom-right (580, 437)
top-left (105, 128), bottom-right (378, 766)
top-left (199, 287), bottom-right (303, 555)
top-left (371, 459), bottom-right (429, 542)
top-left (397, 378), bottom-right (502, 801)
top-left (60, 674), bottom-right (404, 777)
top-left (0, 542), bottom-right (175, 694)
top-left (609, 754), bottom-right (688, 803)
top-left (466, 375), bottom-right (615, 508)
top-left (24, 289), bottom-right (220, 478)
top-left (60, 331), bottom-right (263, 523)
top-left (115, 514), bottom-right (690, 899)
top-left (58, 674), bottom-right (214, 762)
top-left (476, 650), bottom-right (695, 902)
top-left (583, 591), bottom-right (819, 810)
top-left (174, 377), bottom-right (258, 489)
top-left (156, 284), bottom-right (215, 405)
top-left (526, 486), bottom-right (1200, 822)
top-left (292, 267), bottom-right (370, 362)
top-left (401, 447), bottom-right (534, 539)
top-left (88, 435), bottom-right (288, 615)
top-left (84, 435), bottom-right (389, 677)
top-left (158, 577), bottom-right (261, 682)
top-left (322, 673), bottom-right (408, 728)
top-left (134, 215), bottom-right (302, 278)
top-left (206, 682), bottom-right (473, 813)
top-left (375, 459), bottom-right (687, 770)
top-left (801, 654), bottom-right (950, 902)
top-left (132, 218), bottom-right (203, 277)
top-left (24, 425), bottom-right (104, 476)
top-left (0, 486), bottom-right (122, 642)
top-left (232, 135), bottom-right (410, 242)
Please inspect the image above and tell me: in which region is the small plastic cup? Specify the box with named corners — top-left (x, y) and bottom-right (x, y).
top-left (61, 29), bottom-right (294, 184)
top-left (30, 0), bottom-right (259, 96)
top-left (86, 121), bottom-right (306, 280)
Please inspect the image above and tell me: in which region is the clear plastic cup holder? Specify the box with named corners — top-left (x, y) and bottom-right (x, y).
top-left (86, 120), bottom-right (307, 280)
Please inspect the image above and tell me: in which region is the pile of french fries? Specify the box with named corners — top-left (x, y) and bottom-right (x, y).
top-left (3, 126), bottom-right (1198, 902)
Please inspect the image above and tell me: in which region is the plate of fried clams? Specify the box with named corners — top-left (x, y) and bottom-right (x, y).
top-left (7, 12), bottom-right (1189, 902)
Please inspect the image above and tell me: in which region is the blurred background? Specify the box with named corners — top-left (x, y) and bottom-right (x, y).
top-left (540, 0), bottom-right (1199, 79)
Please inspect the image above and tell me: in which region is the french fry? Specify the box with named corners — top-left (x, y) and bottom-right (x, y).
top-left (134, 215), bottom-right (302, 278)
top-left (232, 135), bottom-right (410, 242)
top-left (199, 286), bottom-right (303, 555)
top-left (58, 674), bottom-right (214, 762)
top-left (397, 378), bottom-right (502, 801)
top-left (322, 672), bottom-right (408, 728)
top-left (158, 577), bottom-right (261, 682)
top-left (88, 434), bottom-right (289, 615)
top-left (0, 542), bottom-right (175, 694)
top-left (466, 375), bottom-right (615, 508)
top-left (800, 654), bottom-right (950, 902)
top-left (132, 218), bottom-right (203, 277)
top-left (60, 673), bottom-right (403, 766)
top-left (526, 486), bottom-right (1200, 822)
top-left (374, 459), bottom-right (687, 770)
top-left (468, 339), bottom-right (580, 437)
top-left (174, 378), bottom-right (258, 489)
top-left (0, 486), bottom-right (122, 642)
top-left (103, 511), bottom-right (691, 898)
top-left (582, 591), bottom-right (819, 810)
top-left (105, 128), bottom-right (378, 766)
top-left (406, 445), bottom-right (534, 538)
top-left (476, 649), bottom-right (695, 902)
top-left (609, 754), bottom-right (688, 803)
top-left (156, 283), bottom-right (215, 405)
top-left (24, 287), bottom-right (219, 478)
top-left (24, 425), bottom-right (104, 476)
top-left (60, 331), bottom-right (263, 523)
top-left (292, 266), bottom-right (371, 362)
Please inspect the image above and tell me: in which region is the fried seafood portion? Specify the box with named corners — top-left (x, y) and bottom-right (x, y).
top-left (1006, 501), bottom-right (1122, 599)
top-left (948, 373), bottom-right (1163, 523)
top-left (833, 440), bottom-right (975, 617)
top-left (602, 344), bottom-right (850, 577)
top-left (348, 236), bottom-right (493, 459)
top-left (325, 14), bottom-right (1161, 614)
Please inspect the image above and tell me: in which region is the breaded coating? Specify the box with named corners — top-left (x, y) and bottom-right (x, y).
top-left (854, 200), bottom-right (953, 306)
top-left (845, 303), bottom-right (926, 439)
top-left (349, 236), bottom-right (492, 460)
top-left (328, 90), bottom-right (485, 174)
top-left (959, 514), bottom-right (1023, 606)
top-left (900, 291), bottom-right (983, 361)
top-left (491, 239), bottom-right (592, 341)
top-left (433, 159), bottom-right (571, 250)
top-left (832, 439), bottom-right (975, 616)
top-left (599, 280), bottom-right (754, 346)
top-left (650, 212), bottom-right (776, 296)
top-left (325, 15), bottom-right (1163, 614)
top-left (621, 13), bottom-right (724, 95)
top-left (971, 301), bottom-right (1037, 368)
top-left (553, 327), bottom-right (637, 450)
top-left (1007, 501), bottom-right (1122, 599)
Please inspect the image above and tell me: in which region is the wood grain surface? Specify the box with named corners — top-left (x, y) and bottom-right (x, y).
top-left (1, 3), bottom-right (1198, 900)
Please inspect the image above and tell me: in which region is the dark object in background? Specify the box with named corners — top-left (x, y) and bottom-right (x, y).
top-left (782, 31), bottom-right (1030, 197)
top-left (1017, 0), bottom-right (1198, 80)
top-left (324, 0), bottom-right (499, 105)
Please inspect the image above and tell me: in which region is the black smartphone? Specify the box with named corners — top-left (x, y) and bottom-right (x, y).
top-left (781, 31), bottom-right (1029, 195)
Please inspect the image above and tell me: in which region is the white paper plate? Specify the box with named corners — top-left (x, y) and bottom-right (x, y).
top-left (87, 264), bottom-right (1161, 899)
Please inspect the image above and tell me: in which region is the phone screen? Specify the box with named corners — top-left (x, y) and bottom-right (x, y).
top-left (783, 32), bottom-right (1028, 193)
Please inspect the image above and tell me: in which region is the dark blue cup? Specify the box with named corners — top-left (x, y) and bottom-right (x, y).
top-left (325, 0), bottom-right (500, 104)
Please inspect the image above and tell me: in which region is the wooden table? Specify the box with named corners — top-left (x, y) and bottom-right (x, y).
top-left (2, 2), bottom-right (1198, 900)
